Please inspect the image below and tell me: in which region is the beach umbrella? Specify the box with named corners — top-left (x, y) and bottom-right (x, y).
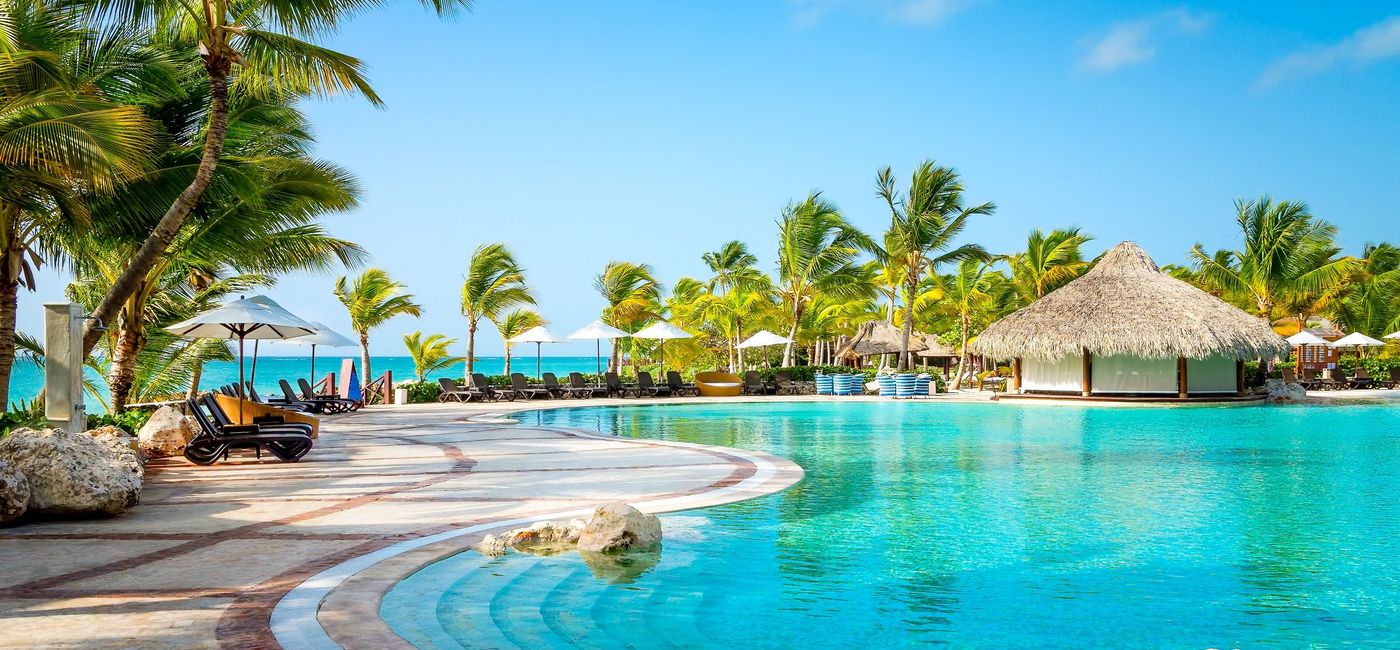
top-left (738, 329), bottom-right (794, 369)
top-left (567, 320), bottom-right (629, 386)
top-left (166, 295), bottom-right (314, 419)
top-left (633, 321), bottom-right (693, 377)
top-left (1285, 331), bottom-right (1328, 346)
top-left (508, 325), bottom-right (562, 380)
top-left (286, 322), bottom-right (356, 389)
top-left (1330, 332), bottom-right (1385, 348)
top-left (1386, 332), bottom-right (1400, 340)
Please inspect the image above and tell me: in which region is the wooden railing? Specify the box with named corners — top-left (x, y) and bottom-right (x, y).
top-left (362, 370), bottom-right (393, 405)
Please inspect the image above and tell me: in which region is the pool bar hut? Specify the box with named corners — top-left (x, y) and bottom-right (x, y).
top-left (973, 241), bottom-right (1290, 401)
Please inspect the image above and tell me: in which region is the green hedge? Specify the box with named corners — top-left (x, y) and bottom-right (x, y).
top-left (87, 409), bottom-right (153, 434)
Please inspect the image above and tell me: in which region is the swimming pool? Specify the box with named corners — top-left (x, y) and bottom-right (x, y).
top-left (381, 401), bottom-right (1400, 647)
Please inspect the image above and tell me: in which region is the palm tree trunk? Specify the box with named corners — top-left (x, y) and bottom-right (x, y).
top-left (898, 281), bottom-right (916, 371)
top-left (187, 362), bottom-right (203, 400)
top-left (0, 247), bottom-right (18, 410)
top-left (782, 311), bottom-right (800, 366)
top-left (359, 333), bottom-right (372, 387)
top-left (504, 346), bottom-right (512, 377)
top-left (107, 312), bottom-right (143, 412)
top-left (953, 313), bottom-right (970, 389)
top-left (466, 322), bottom-right (477, 377)
top-left (83, 56), bottom-right (234, 356)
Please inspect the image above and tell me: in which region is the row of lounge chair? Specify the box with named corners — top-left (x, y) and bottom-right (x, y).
top-left (1285, 367), bottom-right (1400, 391)
top-left (437, 370), bottom-right (799, 401)
top-left (184, 393), bottom-right (313, 465)
top-left (217, 378), bottom-right (359, 414)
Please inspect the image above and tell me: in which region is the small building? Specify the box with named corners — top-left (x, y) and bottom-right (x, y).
top-left (973, 241), bottom-right (1290, 400)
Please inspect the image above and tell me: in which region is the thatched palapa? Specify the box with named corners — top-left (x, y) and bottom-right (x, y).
top-left (973, 241), bottom-right (1288, 399)
top-left (837, 320), bottom-right (928, 359)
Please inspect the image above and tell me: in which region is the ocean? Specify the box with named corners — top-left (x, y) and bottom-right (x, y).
top-left (9, 355), bottom-right (609, 410)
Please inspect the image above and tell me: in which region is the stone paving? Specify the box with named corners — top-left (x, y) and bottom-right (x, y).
top-left (0, 398), bottom-right (806, 649)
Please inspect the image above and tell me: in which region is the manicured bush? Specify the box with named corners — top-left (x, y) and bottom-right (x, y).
top-left (87, 409), bottom-right (153, 434)
top-left (401, 381), bottom-right (442, 404)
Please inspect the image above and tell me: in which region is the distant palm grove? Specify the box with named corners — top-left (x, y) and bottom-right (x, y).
top-left (3, 1), bottom-right (1397, 414)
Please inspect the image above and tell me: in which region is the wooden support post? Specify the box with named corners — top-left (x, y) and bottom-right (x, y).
top-left (1177, 357), bottom-right (1188, 399)
top-left (1081, 350), bottom-right (1092, 397)
top-left (1236, 360), bottom-right (1246, 396)
top-left (1012, 358), bottom-right (1023, 392)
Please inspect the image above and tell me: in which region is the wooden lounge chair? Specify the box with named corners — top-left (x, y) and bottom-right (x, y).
top-left (1348, 367), bottom-right (1375, 390)
top-left (1388, 368), bottom-right (1400, 389)
top-left (773, 371), bottom-right (798, 395)
top-left (183, 395), bottom-right (313, 465)
top-left (666, 371), bottom-right (697, 396)
top-left (1298, 368), bottom-right (1324, 390)
top-left (742, 371), bottom-right (774, 395)
top-left (540, 373), bottom-right (567, 398)
top-left (567, 372), bottom-right (598, 398)
top-left (298, 378), bottom-right (359, 412)
top-left (508, 373), bottom-right (551, 400)
top-left (437, 377), bottom-right (480, 402)
top-left (472, 373), bottom-right (513, 402)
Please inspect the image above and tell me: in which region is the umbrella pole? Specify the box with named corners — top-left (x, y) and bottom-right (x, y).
top-left (238, 335), bottom-right (246, 422)
top-left (596, 339), bottom-right (602, 387)
top-left (537, 342), bottom-right (542, 381)
top-left (250, 339), bottom-right (259, 388)
top-left (310, 344), bottom-right (317, 392)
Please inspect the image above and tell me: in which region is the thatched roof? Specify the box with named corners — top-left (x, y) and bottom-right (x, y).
top-left (973, 241), bottom-right (1290, 361)
top-left (836, 320), bottom-right (928, 358)
top-left (917, 337), bottom-right (956, 358)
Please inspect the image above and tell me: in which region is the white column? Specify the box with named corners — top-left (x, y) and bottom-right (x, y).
top-left (44, 303), bottom-right (87, 432)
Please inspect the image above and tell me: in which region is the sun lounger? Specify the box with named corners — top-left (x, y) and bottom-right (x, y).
top-left (1348, 367), bottom-right (1375, 389)
top-left (246, 382), bottom-right (313, 412)
top-left (1388, 368), bottom-right (1400, 389)
top-left (298, 378), bottom-right (359, 412)
top-left (437, 377), bottom-right (480, 402)
top-left (633, 371), bottom-right (667, 397)
top-left (604, 372), bottom-right (627, 398)
top-left (774, 371), bottom-right (797, 395)
top-left (271, 379), bottom-right (329, 413)
top-left (567, 372), bottom-right (598, 398)
top-left (666, 371), bottom-right (697, 396)
top-left (743, 371), bottom-right (774, 395)
top-left (509, 373), bottom-right (551, 400)
top-left (472, 373), bottom-right (513, 402)
top-left (183, 394), bottom-right (313, 465)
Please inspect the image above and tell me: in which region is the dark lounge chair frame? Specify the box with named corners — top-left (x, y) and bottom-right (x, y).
top-left (437, 377), bottom-right (481, 402)
top-left (183, 394), bottom-right (313, 465)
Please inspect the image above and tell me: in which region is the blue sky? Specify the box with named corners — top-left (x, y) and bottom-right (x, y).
top-left (28, 1), bottom-right (1400, 357)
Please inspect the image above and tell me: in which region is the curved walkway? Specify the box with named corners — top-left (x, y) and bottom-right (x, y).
top-left (0, 399), bottom-right (803, 649)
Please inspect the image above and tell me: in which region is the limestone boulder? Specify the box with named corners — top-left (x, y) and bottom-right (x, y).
top-left (137, 406), bottom-right (197, 458)
top-left (507, 519), bottom-right (584, 550)
top-left (0, 459), bottom-right (29, 524)
top-left (577, 502), bottom-right (662, 553)
top-left (85, 425), bottom-right (145, 468)
top-left (1264, 379), bottom-right (1308, 403)
top-left (0, 427), bottom-right (142, 517)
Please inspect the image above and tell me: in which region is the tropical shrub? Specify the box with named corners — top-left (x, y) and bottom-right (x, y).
top-left (87, 410), bottom-right (153, 434)
top-left (400, 381), bottom-right (442, 404)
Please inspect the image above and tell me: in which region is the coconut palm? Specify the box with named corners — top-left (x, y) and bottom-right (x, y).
top-left (1004, 228), bottom-right (1094, 305)
top-left (460, 243), bottom-right (533, 376)
top-left (493, 308), bottom-right (544, 377)
top-left (937, 259), bottom-right (1002, 389)
top-left (334, 268), bottom-right (422, 383)
top-left (0, 2), bottom-right (165, 407)
top-left (1328, 243), bottom-right (1400, 336)
top-left (402, 331), bottom-right (463, 382)
top-left (701, 241), bottom-right (766, 369)
top-left (79, 0), bottom-right (471, 356)
top-left (593, 261), bottom-right (660, 372)
top-left (1188, 196), bottom-right (1359, 320)
top-left (876, 162), bottom-right (994, 370)
top-left (775, 192), bottom-right (875, 365)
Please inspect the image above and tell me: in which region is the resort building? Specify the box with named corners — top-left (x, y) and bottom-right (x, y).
top-left (974, 241), bottom-right (1290, 399)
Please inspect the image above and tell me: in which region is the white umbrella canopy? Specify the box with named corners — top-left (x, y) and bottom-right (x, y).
top-left (738, 330), bottom-right (793, 349)
top-left (286, 322), bottom-right (355, 388)
top-left (508, 325), bottom-right (562, 380)
top-left (1385, 332), bottom-right (1400, 340)
top-left (1331, 332), bottom-right (1386, 348)
top-left (633, 321), bottom-right (693, 377)
top-left (166, 295), bottom-right (314, 418)
top-left (568, 320), bottom-right (630, 385)
top-left (1286, 331), bottom-right (1329, 346)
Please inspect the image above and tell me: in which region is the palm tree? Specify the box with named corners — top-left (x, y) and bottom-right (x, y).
top-left (334, 268), bottom-right (422, 383)
top-left (494, 309), bottom-right (544, 377)
top-left (775, 192), bottom-right (875, 365)
top-left (593, 261), bottom-right (660, 372)
top-left (938, 259), bottom-right (1000, 389)
top-left (701, 241), bottom-right (765, 370)
top-left (876, 162), bottom-right (995, 370)
top-left (79, 0), bottom-right (470, 356)
top-left (1189, 196), bottom-right (1359, 321)
top-left (460, 243), bottom-right (534, 377)
top-left (402, 331), bottom-right (463, 382)
top-left (1004, 228), bottom-right (1093, 305)
top-left (0, 2), bottom-right (164, 407)
top-left (1328, 243), bottom-right (1400, 337)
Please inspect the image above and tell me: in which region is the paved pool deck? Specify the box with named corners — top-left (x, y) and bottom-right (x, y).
top-left (0, 397), bottom-right (816, 649)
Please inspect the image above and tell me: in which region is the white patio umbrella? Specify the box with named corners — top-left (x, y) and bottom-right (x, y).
top-left (1331, 332), bottom-right (1386, 348)
top-left (633, 321), bottom-right (693, 377)
top-left (738, 329), bottom-right (794, 369)
top-left (508, 325), bottom-right (562, 380)
top-left (567, 320), bottom-right (629, 386)
top-left (1385, 331), bottom-right (1400, 340)
top-left (1285, 331), bottom-right (1328, 346)
top-left (166, 295), bottom-right (314, 419)
top-left (286, 322), bottom-right (356, 388)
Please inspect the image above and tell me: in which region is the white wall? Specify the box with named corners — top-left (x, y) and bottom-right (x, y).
top-left (1023, 356), bottom-right (1083, 393)
top-left (1092, 354), bottom-right (1177, 394)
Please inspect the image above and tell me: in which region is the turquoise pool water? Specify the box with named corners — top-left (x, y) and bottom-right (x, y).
top-left (382, 401), bottom-right (1400, 648)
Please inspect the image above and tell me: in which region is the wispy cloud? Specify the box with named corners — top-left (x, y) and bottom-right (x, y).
top-left (788, 0), bottom-right (975, 29)
top-left (1257, 16), bottom-right (1400, 88)
top-left (1080, 9), bottom-right (1213, 73)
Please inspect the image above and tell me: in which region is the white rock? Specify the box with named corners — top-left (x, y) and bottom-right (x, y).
top-left (1264, 379), bottom-right (1307, 403)
top-left (0, 459), bottom-right (29, 524)
top-left (137, 406), bottom-right (197, 458)
top-left (508, 520), bottom-right (583, 549)
top-left (577, 502), bottom-right (662, 552)
top-left (0, 427), bottom-right (142, 517)
top-left (475, 534), bottom-right (510, 556)
top-left (85, 425), bottom-right (145, 468)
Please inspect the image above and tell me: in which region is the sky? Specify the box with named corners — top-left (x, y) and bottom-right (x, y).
top-left (27, 1), bottom-right (1400, 358)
